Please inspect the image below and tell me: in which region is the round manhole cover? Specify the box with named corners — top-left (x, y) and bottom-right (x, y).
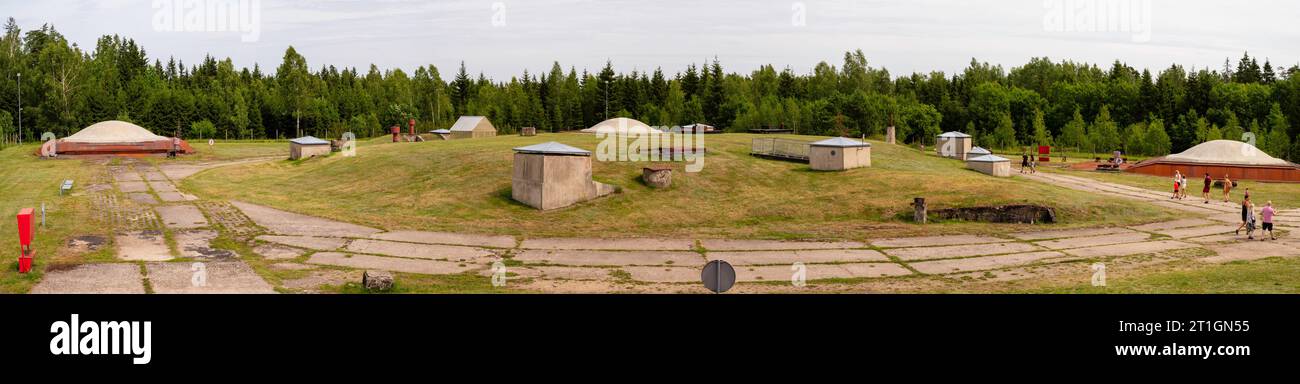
top-left (701, 260), bottom-right (736, 293)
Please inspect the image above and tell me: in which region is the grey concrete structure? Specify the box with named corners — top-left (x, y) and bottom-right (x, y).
top-left (966, 154), bottom-right (1011, 177)
top-left (289, 136), bottom-right (331, 160)
top-left (449, 116), bottom-right (497, 139)
top-left (511, 142), bottom-right (616, 210)
top-left (936, 131), bottom-right (972, 159)
top-left (809, 137), bottom-right (871, 171)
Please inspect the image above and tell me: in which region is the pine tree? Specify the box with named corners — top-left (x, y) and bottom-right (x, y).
top-left (1144, 118), bottom-right (1171, 155)
top-left (1059, 108), bottom-right (1089, 152)
top-left (992, 112), bottom-right (1017, 149)
top-left (1030, 108), bottom-right (1052, 147)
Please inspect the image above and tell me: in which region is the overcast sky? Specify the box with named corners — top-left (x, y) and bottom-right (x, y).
top-left (3, 0), bottom-right (1298, 79)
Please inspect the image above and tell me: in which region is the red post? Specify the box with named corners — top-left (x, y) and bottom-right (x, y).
top-left (17, 208), bottom-right (34, 273)
top-left (391, 126), bottom-right (400, 142)
top-left (408, 119), bottom-right (416, 136)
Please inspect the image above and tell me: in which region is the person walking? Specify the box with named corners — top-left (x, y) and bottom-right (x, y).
top-left (1202, 173), bottom-right (1212, 203)
top-left (1222, 174), bottom-right (1233, 202)
top-left (1172, 170), bottom-right (1182, 199)
top-left (1030, 156), bottom-right (1038, 174)
top-left (1236, 196), bottom-right (1254, 237)
top-left (1261, 201), bottom-right (1277, 240)
top-left (1020, 153), bottom-right (1029, 174)
top-left (1180, 174), bottom-right (1189, 199)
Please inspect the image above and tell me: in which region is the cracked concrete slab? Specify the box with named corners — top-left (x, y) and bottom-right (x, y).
top-left (1035, 232), bottom-right (1153, 250)
top-left (141, 170), bottom-right (169, 181)
top-left (306, 252), bottom-right (477, 275)
top-left (256, 235), bottom-right (349, 251)
top-left (698, 239), bottom-right (867, 251)
top-left (370, 230), bottom-right (516, 248)
top-left (232, 201), bottom-right (381, 237)
top-left (1155, 225), bottom-right (1232, 239)
top-left (520, 266), bottom-right (615, 280)
top-left (156, 204), bottom-right (208, 229)
top-left (626, 262), bottom-right (911, 283)
top-left (116, 230), bottom-right (173, 261)
top-left (908, 251), bottom-right (1075, 274)
top-left (1062, 240), bottom-right (1197, 258)
top-left (885, 242), bottom-right (1044, 261)
top-left (345, 239), bottom-right (495, 262)
top-left (1200, 241), bottom-right (1300, 263)
top-left (118, 181), bottom-right (150, 193)
top-left (513, 249), bottom-right (705, 266)
top-left (30, 264), bottom-right (145, 294)
top-left (253, 244), bottom-right (306, 260)
top-left (113, 171), bottom-right (142, 182)
top-left (175, 230), bottom-right (235, 259)
top-left (1011, 227), bottom-right (1134, 241)
top-left (146, 261), bottom-right (276, 294)
top-left (871, 235), bottom-right (1009, 248)
top-left (705, 249), bottom-right (888, 265)
top-left (127, 192), bottom-right (158, 205)
top-left (1129, 218), bottom-right (1217, 232)
top-left (1184, 234), bottom-right (1241, 244)
top-left (147, 180), bottom-right (179, 193)
top-left (520, 237), bottom-right (696, 251)
top-left (281, 269), bottom-right (364, 293)
top-left (156, 191), bottom-right (198, 202)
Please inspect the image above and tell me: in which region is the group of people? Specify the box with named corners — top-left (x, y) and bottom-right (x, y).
top-left (1020, 154), bottom-right (1038, 174)
top-left (1172, 170), bottom-right (1277, 240)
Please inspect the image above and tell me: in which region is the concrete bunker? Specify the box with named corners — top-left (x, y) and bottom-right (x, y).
top-left (512, 142), bottom-right (617, 210)
top-left (966, 154), bottom-right (1011, 177)
top-left (289, 136), bottom-right (331, 160)
top-left (809, 137), bottom-right (871, 171)
top-left (936, 131), bottom-right (972, 159)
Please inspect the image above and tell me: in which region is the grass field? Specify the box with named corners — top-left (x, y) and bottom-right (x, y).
top-left (183, 133), bottom-right (1181, 240)
top-left (0, 144), bottom-right (107, 293)
top-left (2, 137), bottom-right (1299, 293)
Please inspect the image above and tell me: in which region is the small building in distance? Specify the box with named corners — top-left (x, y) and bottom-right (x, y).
top-left (511, 142), bottom-right (617, 210)
top-left (936, 131), bottom-right (972, 159)
top-left (809, 137), bottom-right (871, 171)
top-left (966, 154), bottom-right (1011, 177)
top-left (289, 136), bottom-right (332, 160)
top-left (430, 129), bottom-right (451, 140)
top-left (967, 146), bottom-right (992, 158)
top-left (449, 116), bottom-right (497, 139)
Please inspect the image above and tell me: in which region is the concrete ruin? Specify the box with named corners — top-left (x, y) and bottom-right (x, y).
top-left (931, 204), bottom-right (1056, 224)
top-left (966, 154), bottom-right (1011, 177)
top-left (809, 137), bottom-right (871, 171)
top-left (512, 142), bottom-right (617, 210)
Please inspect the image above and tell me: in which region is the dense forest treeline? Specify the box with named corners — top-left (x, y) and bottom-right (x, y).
top-left (1, 18), bottom-right (1299, 159)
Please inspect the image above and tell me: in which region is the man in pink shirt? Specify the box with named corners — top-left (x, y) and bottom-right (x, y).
top-left (1260, 201), bottom-right (1276, 240)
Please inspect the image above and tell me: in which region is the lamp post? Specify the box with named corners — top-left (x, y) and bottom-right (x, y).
top-left (16, 72), bottom-right (21, 144)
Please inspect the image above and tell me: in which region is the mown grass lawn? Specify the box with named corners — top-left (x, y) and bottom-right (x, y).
top-left (183, 133), bottom-right (1181, 240)
top-left (0, 144), bottom-right (106, 293)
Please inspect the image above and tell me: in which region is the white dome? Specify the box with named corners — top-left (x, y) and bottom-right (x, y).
top-left (1163, 140), bottom-right (1290, 166)
top-left (580, 118), bottom-right (663, 134)
top-left (63, 121), bottom-right (169, 143)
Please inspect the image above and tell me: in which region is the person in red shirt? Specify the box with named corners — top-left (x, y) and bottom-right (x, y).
top-left (1202, 173), bottom-right (1212, 203)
